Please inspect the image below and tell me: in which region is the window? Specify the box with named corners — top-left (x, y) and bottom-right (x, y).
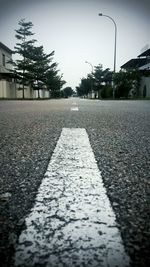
top-left (2, 54), bottom-right (5, 67)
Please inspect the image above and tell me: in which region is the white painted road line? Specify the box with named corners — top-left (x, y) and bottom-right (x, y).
top-left (70, 107), bottom-right (79, 111)
top-left (15, 128), bottom-right (130, 267)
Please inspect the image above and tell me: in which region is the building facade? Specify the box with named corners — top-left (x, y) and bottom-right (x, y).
top-left (0, 42), bottom-right (50, 99)
top-left (0, 42), bottom-right (12, 73)
top-left (0, 42), bottom-right (15, 98)
top-left (121, 48), bottom-right (150, 97)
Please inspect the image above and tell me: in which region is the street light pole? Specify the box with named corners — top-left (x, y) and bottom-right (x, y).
top-left (85, 61), bottom-right (94, 73)
top-left (85, 61), bottom-right (94, 98)
top-left (98, 13), bottom-right (117, 98)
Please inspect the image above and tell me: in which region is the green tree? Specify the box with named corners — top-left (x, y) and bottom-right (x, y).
top-left (11, 19), bottom-right (36, 98)
top-left (103, 68), bottom-right (113, 85)
top-left (62, 87), bottom-right (73, 98)
top-left (76, 64), bottom-right (113, 98)
top-left (28, 46), bottom-right (56, 98)
top-left (46, 73), bottom-right (66, 98)
top-left (101, 84), bottom-right (113, 98)
top-left (93, 65), bottom-right (113, 98)
top-left (10, 18), bottom-right (66, 99)
top-left (113, 70), bottom-right (141, 98)
top-left (27, 45), bottom-right (66, 98)
top-left (76, 86), bottom-right (82, 97)
top-left (92, 64), bottom-right (104, 98)
top-left (76, 77), bottom-right (91, 97)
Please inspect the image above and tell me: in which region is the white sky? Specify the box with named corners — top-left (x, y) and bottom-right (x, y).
top-left (0, 0), bottom-right (150, 89)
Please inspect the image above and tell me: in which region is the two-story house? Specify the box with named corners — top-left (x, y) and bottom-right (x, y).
top-left (121, 48), bottom-right (150, 97)
top-left (0, 42), bottom-right (37, 99)
top-left (0, 42), bottom-right (17, 98)
top-left (0, 41), bottom-right (13, 72)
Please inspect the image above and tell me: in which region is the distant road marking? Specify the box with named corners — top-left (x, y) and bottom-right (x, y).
top-left (15, 128), bottom-right (130, 267)
top-left (70, 106), bottom-right (79, 111)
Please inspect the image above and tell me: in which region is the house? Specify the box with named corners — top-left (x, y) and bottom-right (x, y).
top-left (121, 48), bottom-right (150, 97)
top-left (138, 49), bottom-right (150, 97)
top-left (0, 42), bottom-right (13, 72)
top-left (0, 42), bottom-right (42, 99)
top-left (0, 42), bottom-right (16, 98)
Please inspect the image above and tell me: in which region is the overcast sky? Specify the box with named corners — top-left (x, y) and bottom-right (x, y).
top-left (0, 0), bottom-right (150, 88)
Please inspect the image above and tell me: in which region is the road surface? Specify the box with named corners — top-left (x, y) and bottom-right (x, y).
top-left (0, 99), bottom-right (150, 267)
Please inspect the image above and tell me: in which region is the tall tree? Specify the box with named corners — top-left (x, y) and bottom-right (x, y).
top-left (93, 64), bottom-right (105, 98)
top-left (12, 19), bottom-right (36, 98)
top-left (62, 87), bottom-right (73, 98)
top-left (77, 77), bottom-right (91, 97)
top-left (89, 64), bottom-right (113, 98)
top-left (100, 68), bottom-right (113, 98)
top-left (28, 46), bottom-right (55, 98)
top-left (44, 52), bottom-right (66, 98)
top-left (46, 73), bottom-right (66, 98)
top-left (10, 18), bottom-right (66, 99)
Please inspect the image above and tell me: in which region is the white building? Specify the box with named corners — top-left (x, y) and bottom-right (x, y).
top-left (0, 42), bottom-right (17, 98)
top-left (121, 48), bottom-right (150, 97)
top-left (0, 42), bottom-right (12, 73)
top-left (138, 49), bottom-right (150, 97)
top-left (0, 42), bottom-right (50, 99)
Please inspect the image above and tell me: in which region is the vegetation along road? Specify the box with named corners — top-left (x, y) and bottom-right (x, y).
top-left (0, 99), bottom-right (150, 267)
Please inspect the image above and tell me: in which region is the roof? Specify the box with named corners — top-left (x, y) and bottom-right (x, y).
top-left (0, 42), bottom-right (13, 54)
top-left (138, 48), bottom-right (150, 58)
top-left (121, 58), bottom-right (150, 70)
top-left (139, 62), bottom-right (150, 70)
top-left (0, 72), bottom-right (20, 79)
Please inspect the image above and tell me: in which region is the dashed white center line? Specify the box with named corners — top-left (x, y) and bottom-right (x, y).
top-left (70, 107), bottom-right (79, 111)
top-left (15, 128), bottom-right (130, 267)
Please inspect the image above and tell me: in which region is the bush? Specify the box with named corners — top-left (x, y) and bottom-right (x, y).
top-left (51, 90), bottom-right (61, 98)
top-left (101, 85), bottom-right (113, 98)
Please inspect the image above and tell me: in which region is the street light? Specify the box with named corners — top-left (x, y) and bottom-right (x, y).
top-left (98, 13), bottom-right (117, 98)
top-left (85, 61), bottom-right (94, 98)
top-left (85, 61), bottom-right (94, 73)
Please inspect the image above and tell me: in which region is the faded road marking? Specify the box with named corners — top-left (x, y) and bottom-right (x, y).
top-left (15, 128), bottom-right (130, 267)
top-left (70, 106), bottom-right (79, 111)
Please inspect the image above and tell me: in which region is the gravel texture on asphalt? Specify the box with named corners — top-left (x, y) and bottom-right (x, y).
top-left (0, 99), bottom-right (150, 267)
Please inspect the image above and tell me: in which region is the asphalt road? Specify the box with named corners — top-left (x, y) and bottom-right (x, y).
top-left (0, 99), bottom-right (150, 267)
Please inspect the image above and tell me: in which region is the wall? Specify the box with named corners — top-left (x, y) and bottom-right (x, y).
top-left (140, 76), bottom-right (150, 97)
top-left (0, 46), bottom-right (12, 72)
top-left (0, 80), bottom-right (16, 98)
top-left (16, 84), bottom-right (34, 99)
top-left (34, 89), bottom-right (50, 98)
top-left (0, 81), bottom-right (34, 99)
